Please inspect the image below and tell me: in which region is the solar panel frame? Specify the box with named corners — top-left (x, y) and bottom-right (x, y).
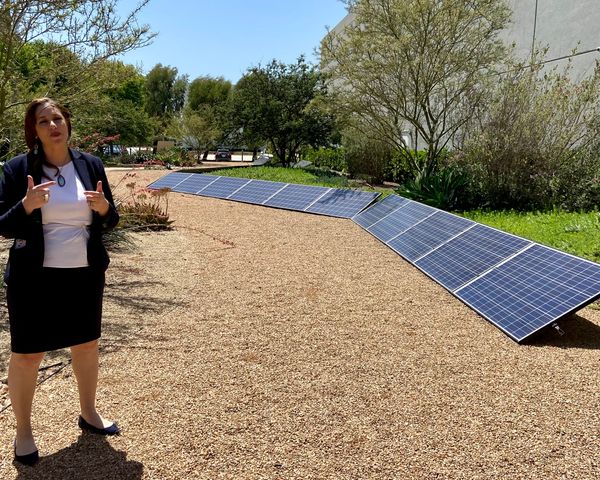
top-left (147, 172), bottom-right (376, 218)
top-left (414, 223), bottom-right (532, 292)
top-left (367, 200), bottom-right (436, 244)
top-left (354, 196), bottom-right (600, 342)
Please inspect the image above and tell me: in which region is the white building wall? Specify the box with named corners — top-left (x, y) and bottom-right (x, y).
top-left (503, 0), bottom-right (600, 80)
top-left (330, 1), bottom-right (600, 80)
top-left (325, 1), bottom-right (600, 150)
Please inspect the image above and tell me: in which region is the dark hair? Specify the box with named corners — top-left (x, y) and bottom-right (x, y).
top-left (24, 97), bottom-right (72, 152)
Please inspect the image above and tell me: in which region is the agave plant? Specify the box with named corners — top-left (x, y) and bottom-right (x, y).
top-left (397, 166), bottom-right (468, 210)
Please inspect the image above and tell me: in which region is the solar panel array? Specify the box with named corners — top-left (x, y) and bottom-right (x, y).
top-left (353, 194), bottom-right (600, 342)
top-left (148, 172), bottom-right (380, 219)
top-left (150, 171), bottom-right (600, 343)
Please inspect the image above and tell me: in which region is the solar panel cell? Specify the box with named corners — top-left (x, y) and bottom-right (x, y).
top-left (368, 201), bottom-right (435, 243)
top-left (352, 194), bottom-right (408, 228)
top-left (456, 244), bottom-right (600, 342)
top-left (387, 211), bottom-right (474, 262)
top-left (147, 172), bottom-right (191, 190)
top-left (306, 189), bottom-right (379, 218)
top-left (264, 184), bottom-right (330, 211)
top-left (228, 179), bottom-right (287, 204)
top-left (415, 224), bottom-right (531, 291)
top-left (197, 176), bottom-right (251, 199)
top-left (174, 174), bottom-right (218, 194)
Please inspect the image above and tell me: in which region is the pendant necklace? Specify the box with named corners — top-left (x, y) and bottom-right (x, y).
top-left (56, 166), bottom-right (66, 187)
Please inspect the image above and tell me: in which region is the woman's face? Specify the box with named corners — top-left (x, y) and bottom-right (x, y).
top-left (35, 103), bottom-right (69, 149)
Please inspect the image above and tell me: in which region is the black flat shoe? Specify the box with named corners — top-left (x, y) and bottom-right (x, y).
top-left (78, 415), bottom-right (121, 436)
top-left (13, 440), bottom-right (39, 466)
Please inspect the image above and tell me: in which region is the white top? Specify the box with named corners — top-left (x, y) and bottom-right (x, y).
top-left (41, 161), bottom-right (93, 267)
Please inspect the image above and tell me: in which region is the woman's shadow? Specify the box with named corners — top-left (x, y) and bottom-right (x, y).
top-left (13, 433), bottom-right (143, 480)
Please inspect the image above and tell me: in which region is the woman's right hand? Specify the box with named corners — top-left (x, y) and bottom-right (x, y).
top-left (22, 175), bottom-right (56, 215)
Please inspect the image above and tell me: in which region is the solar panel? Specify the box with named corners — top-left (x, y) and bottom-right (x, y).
top-left (415, 224), bottom-right (532, 291)
top-left (354, 196), bottom-right (600, 342)
top-left (387, 211), bottom-right (475, 262)
top-left (197, 176), bottom-right (251, 199)
top-left (368, 200), bottom-right (436, 243)
top-left (306, 189), bottom-right (380, 218)
top-left (352, 194), bottom-right (409, 228)
top-left (147, 172), bottom-right (191, 189)
top-left (228, 179), bottom-right (287, 204)
top-left (264, 184), bottom-right (331, 211)
top-left (455, 244), bottom-right (600, 342)
top-left (174, 174), bottom-right (218, 194)
top-left (148, 172), bottom-right (379, 219)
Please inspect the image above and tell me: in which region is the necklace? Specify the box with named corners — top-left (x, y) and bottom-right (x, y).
top-left (56, 166), bottom-right (66, 187)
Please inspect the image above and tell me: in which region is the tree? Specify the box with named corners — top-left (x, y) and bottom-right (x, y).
top-left (0, 0), bottom-right (155, 156)
top-left (321, 0), bottom-right (511, 176)
top-left (144, 64), bottom-right (188, 131)
top-left (61, 61), bottom-right (153, 148)
top-left (188, 76), bottom-right (232, 112)
top-left (231, 57), bottom-right (334, 166)
top-left (168, 108), bottom-right (221, 162)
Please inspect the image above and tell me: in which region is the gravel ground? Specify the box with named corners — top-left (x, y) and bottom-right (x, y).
top-left (0, 168), bottom-right (599, 479)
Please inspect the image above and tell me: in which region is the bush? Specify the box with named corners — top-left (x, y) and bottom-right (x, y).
top-left (112, 172), bottom-right (173, 231)
top-left (303, 146), bottom-right (347, 172)
top-left (456, 53), bottom-right (600, 210)
top-left (155, 147), bottom-right (195, 167)
top-left (397, 164), bottom-right (468, 210)
top-left (344, 138), bottom-right (392, 184)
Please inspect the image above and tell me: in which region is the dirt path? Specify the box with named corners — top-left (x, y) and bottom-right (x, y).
top-left (0, 169), bottom-right (599, 479)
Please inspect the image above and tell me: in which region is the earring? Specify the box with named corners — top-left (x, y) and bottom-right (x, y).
top-left (33, 139), bottom-right (38, 155)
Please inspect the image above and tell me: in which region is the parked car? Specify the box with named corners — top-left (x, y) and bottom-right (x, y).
top-left (102, 144), bottom-right (125, 156)
top-left (215, 148), bottom-right (232, 161)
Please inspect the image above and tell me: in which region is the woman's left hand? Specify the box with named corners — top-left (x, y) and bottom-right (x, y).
top-left (84, 181), bottom-right (110, 216)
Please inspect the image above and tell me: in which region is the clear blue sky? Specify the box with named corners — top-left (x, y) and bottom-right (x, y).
top-left (116, 0), bottom-right (348, 83)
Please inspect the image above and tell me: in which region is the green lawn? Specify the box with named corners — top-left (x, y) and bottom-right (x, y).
top-left (462, 210), bottom-right (600, 263)
top-left (204, 166), bottom-right (350, 188)
top-left (198, 166), bottom-right (600, 262)
top-left (204, 165), bottom-right (393, 196)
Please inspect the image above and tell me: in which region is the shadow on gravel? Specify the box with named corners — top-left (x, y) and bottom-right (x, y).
top-left (14, 433), bottom-right (143, 480)
top-left (526, 313), bottom-right (600, 350)
top-left (103, 279), bottom-right (183, 314)
top-left (1, 277), bottom-right (183, 380)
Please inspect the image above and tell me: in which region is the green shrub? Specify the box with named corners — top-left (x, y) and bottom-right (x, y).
top-left (155, 147), bottom-right (195, 167)
top-left (344, 139), bottom-right (392, 184)
top-left (397, 165), bottom-right (468, 210)
top-left (304, 146), bottom-right (347, 172)
top-left (456, 53), bottom-right (600, 210)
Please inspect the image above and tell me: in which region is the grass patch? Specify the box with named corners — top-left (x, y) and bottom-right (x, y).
top-left (462, 210), bottom-right (600, 262)
top-left (196, 165), bottom-right (395, 198)
top-left (202, 165), bottom-right (350, 188)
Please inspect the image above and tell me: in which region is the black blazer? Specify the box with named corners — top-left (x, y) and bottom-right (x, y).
top-left (0, 149), bottom-right (119, 284)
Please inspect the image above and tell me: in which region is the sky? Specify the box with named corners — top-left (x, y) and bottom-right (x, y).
top-left (115, 0), bottom-right (348, 84)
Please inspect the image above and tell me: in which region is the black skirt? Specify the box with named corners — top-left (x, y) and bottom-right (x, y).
top-left (7, 267), bottom-right (105, 354)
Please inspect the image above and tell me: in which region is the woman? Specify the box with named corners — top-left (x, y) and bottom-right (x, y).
top-left (0, 98), bottom-right (120, 466)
